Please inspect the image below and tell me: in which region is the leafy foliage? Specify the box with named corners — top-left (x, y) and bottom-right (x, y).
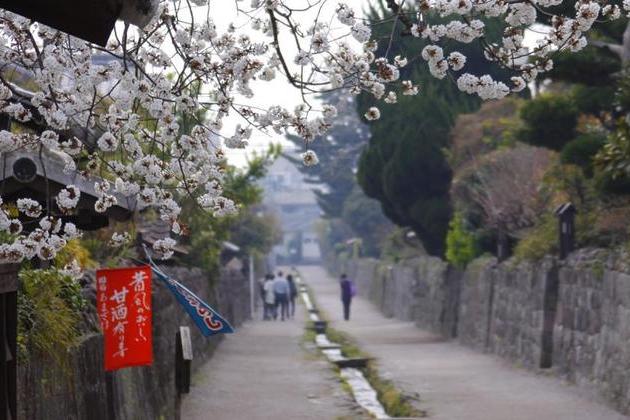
top-left (445, 213), bottom-right (477, 269)
top-left (595, 122), bottom-right (630, 180)
top-left (448, 98), bottom-right (522, 170)
top-left (54, 239), bottom-right (96, 269)
top-left (513, 213), bottom-right (558, 261)
top-left (230, 212), bottom-right (282, 256)
top-left (571, 84), bottom-right (615, 117)
top-left (547, 46), bottom-right (621, 87)
top-left (541, 162), bottom-right (594, 207)
top-left (517, 94), bottom-right (578, 151)
top-left (184, 146), bottom-right (282, 274)
top-left (514, 209), bottom-right (598, 261)
top-left (561, 132), bottom-right (607, 176)
top-left (17, 269), bottom-right (86, 364)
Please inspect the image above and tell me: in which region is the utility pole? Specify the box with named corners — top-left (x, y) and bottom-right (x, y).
top-left (249, 254), bottom-right (255, 319)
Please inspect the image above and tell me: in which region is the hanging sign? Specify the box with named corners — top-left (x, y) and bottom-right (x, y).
top-left (152, 268), bottom-right (234, 336)
top-left (153, 267), bottom-right (234, 337)
top-left (142, 244), bottom-right (234, 337)
top-left (97, 266), bottom-right (153, 371)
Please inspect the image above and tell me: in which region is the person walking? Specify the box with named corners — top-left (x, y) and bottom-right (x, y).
top-left (273, 272), bottom-right (290, 321)
top-left (340, 273), bottom-right (355, 321)
top-left (263, 274), bottom-right (276, 320)
top-left (287, 274), bottom-right (298, 318)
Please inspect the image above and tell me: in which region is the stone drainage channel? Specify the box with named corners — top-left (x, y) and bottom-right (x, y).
top-left (298, 280), bottom-right (390, 419)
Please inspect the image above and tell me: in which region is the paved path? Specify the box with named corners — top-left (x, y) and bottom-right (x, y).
top-left (301, 265), bottom-right (630, 420)
top-left (181, 297), bottom-right (361, 420)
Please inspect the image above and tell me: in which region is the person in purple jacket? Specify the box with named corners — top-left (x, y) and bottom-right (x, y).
top-left (340, 273), bottom-right (355, 321)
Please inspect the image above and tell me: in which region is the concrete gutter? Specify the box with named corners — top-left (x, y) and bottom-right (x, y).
top-left (297, 278), bottom-right (390, 419)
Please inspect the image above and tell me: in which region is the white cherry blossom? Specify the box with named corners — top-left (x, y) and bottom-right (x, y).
top-left (0, 0), bottom-right (621, 263)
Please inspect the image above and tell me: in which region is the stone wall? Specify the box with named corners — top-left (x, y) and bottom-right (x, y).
top-left (488, 258), bottom-right (555, 368)
top-left (457, 258), bottom-right (493, 350)
top-left (553, 250), bottom-right (630, 414)
top-left (17, 264), bottom-right (251, 420)
top-left (334, 248), bottom-right (630, 415)
top-left (343, 256), bottom-right (459, 338)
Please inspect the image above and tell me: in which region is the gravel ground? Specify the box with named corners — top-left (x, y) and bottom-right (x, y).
top-left (181, 298), bottom-right (362, 420)
top-left (301, 265), bottom-right (630, 420)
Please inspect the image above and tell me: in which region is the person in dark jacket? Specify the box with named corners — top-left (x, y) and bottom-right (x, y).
top-left (258, 274), bottom-right (268, 320)
top-left (287, 274), bottom-right (298, 318)
top-left (273, 272), bottom-right (290, 321)
top-left (340, 273), bottom-right (354, 321)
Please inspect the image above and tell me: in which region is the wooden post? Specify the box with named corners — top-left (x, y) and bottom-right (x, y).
top-left (0, 264), bottom-right (18, 420)
top-left (497, 229), bottom-right (509, 262)
top-left (0, 293), bottom-right (6, 420)
top-left (105, 371), bottom-right (116, 420)
top-left (249, 255), bottom-right (255, 319)
top-left (174, 327), bottom-right (193, 420)
top-left (555, 203), bottom-right (576, 260)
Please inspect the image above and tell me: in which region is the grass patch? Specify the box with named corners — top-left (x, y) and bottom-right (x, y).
top-left (592, 260), bottom-right (605, 280)
top-left (365, 366), bottom-right (423, 418)
top-left (325, 328), bottom-right (365, 360)
top-left (302, 322), bottom-right (317, 343)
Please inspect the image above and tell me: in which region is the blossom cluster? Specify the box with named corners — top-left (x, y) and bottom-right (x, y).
top-left (406, 0), bottom-right (624, 99)
top-left (0, 0), bottom-right (621, 263)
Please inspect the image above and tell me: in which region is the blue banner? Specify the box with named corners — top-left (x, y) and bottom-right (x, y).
top-left (144, 249), bottom-right (234, 336)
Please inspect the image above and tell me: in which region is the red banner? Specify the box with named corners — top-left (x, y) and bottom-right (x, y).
top-left (96, 266), bottom-right (153, 371)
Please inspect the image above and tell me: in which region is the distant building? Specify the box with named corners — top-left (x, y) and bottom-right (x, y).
top-left (260, 155), bottom-right (321, 265)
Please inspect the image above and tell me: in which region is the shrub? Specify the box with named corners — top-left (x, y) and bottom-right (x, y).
top-left (571, 85), bottom-right (615, 116)
top-left (514, 214), bottom-right (558, 261)
top-left (514, 210), bottom-right (598, 260)
top-left (18, 269), bottom-right (86, 364)
top-left (594, 171), bottom-right (630, 195)
top-left (518, 94), bottom-right (578, 151)
top-left (593, 124), bottom-right (630, 195)
top-left (560, 133), bottom-right (606, 177)
top-left (445, 213), bottom-right (477, 268)
top-left (54, 239), bottom-right (96, 269)
top-left (541, 162), bottom-right (595, 207)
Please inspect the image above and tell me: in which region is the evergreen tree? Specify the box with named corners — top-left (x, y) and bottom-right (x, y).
top-left (356, 4), bottom-right (508, 256)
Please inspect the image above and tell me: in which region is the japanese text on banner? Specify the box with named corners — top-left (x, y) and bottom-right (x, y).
top-left (97, 266), bottom-right (153, 371)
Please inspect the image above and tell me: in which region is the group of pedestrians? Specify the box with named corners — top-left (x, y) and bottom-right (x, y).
top-left (259, 269), bottom-right (357, 322)
top-left (260, 271), bottom-right (298, 321)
